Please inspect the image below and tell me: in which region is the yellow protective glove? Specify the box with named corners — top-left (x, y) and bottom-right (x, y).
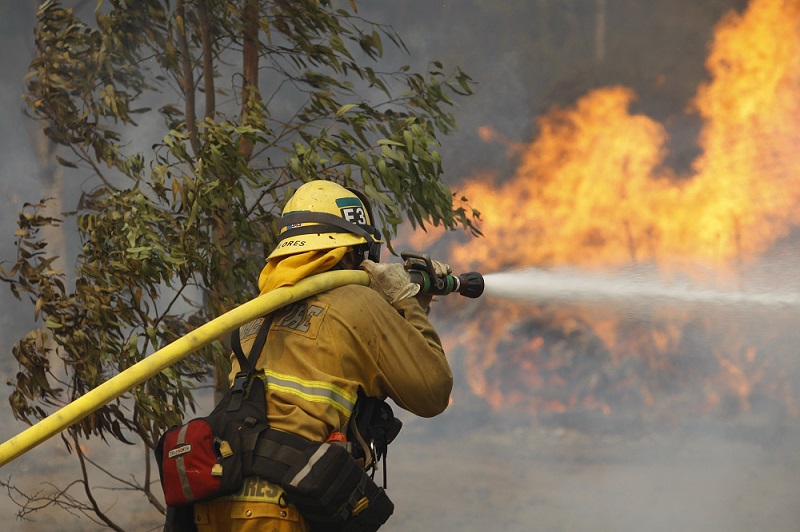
top-left (430, 259), bottom-right (452, 278)
top-left (360, 260), bottom-right (420, 305)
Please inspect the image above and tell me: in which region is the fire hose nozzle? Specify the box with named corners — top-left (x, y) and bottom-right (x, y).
top-left (401, 250), bottom-right (485, 298)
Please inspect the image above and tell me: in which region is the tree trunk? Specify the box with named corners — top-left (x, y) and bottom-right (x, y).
top-left (595, 0), bottom-right (606, 63)
top-left (239, 0), bottom-right (261, 161)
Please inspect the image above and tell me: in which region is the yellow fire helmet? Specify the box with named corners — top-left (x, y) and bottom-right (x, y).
top-left (268, 180), bottom-right (383, 263)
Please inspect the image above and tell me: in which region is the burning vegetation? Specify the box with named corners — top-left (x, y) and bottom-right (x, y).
top-left (422, 0), bottom-right (800, 428)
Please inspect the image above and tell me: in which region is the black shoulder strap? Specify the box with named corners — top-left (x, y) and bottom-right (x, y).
top-left (228, 315), bottom-right (273, 412)
top-left (232, 315), bottom-right (273, 372)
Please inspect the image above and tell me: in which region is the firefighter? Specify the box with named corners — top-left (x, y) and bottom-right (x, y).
top-left (193, 180), bottom-right (453, 531)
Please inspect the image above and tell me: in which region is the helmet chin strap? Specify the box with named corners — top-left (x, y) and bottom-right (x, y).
top-left (330, 243), bottom-right (380, 271)
top-left (354, 241), bottom-right (381, 266)
top-left (362, 229), bottom-right (382, 263)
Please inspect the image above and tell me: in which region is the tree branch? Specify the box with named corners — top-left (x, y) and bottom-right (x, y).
top-left (71, 432), bottom-right (125, 532)
top-left (139, 425), bottom-right (167, 515)
top-left (176, 0), bottom-right (201, 157)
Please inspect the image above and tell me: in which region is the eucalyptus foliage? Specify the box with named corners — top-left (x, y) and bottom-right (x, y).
top-left (1, 0), bottom-right (476, 526)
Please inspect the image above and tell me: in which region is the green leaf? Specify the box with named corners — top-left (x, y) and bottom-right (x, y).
top-left (381, 145), bottom-right (407, 163)
top-left (336, 103), bottom-right (359, 117)
top-left (377, 139), bottom-right (404, 147)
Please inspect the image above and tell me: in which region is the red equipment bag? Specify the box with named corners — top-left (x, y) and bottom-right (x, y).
top-left (157, 418), bottom-right (238, 505)
top-left (155, 316), bottom-right (272, 506)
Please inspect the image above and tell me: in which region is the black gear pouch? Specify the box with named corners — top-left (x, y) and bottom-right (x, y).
top-left (280, 441), bottom-right (393, 532)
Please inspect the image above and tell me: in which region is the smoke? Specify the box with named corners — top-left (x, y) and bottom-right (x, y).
top-left (401, 251), bottom-right (800, 531)
top-left (384, 423), bottom-right (800, 531)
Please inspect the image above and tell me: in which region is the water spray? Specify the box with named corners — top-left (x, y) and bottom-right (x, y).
top-left (401, 251), bottom-right (485, 298)
top-left (481, 267), bottom-right (800, 310)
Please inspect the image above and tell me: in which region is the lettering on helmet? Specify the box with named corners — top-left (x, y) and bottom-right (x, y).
top-left (278, 240), bottom-right (306, 249)
top-left (341, 206), bottom-right (366, 225)
top-left (336, 197), bottom-right (368, 225)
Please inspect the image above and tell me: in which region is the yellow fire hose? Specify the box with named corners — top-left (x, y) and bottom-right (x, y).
top-left (0, 269), bottom-right (369, 468)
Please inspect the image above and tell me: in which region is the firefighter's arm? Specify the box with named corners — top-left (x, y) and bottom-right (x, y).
top-left (358, 261), bottom-right (452, 416)
top-left (370, 294), bottom-right (453, 418)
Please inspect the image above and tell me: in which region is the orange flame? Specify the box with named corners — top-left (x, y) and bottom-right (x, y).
top-left (439, 0), bottom-right (800, 420)
top-left (452, 0), bottom-right (800, 275)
